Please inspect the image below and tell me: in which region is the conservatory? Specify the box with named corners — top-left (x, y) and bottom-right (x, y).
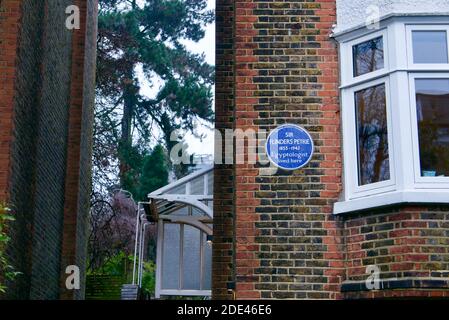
top-left (133, 166), bottom-right (213, 298)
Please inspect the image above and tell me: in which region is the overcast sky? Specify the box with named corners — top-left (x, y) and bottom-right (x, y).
top-left (180, 0), bottom-right (215, 157)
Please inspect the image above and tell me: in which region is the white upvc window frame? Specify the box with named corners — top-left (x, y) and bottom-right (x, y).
top-left (334, 17), bottom-right (449, 215)
top-left (409, 72), bottom-right (449, 188)
top-left (155, 220), bottom-right (212, 298)
top-left (340, 28), bottom-right (390, 86)
top-left (406, 25), bottom-right (449, 70)
top-left (340, 29), bottom-right (396, 201)
top-left (342, 77), bottom-right (396, 199)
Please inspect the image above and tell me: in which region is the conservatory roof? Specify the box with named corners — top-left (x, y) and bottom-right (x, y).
top-left (147, 166), bottom-right (214, 221)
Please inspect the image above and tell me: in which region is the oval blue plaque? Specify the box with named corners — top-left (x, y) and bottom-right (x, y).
top-left (266, 124), bottom-right (314, 170)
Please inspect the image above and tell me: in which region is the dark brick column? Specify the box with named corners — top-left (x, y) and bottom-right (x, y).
top-left (59, 0), bottom-right (98, 300)
top-left (213, 0), bottom-right (236, 300)
top-left (0, 0), bottom-right (98, 300)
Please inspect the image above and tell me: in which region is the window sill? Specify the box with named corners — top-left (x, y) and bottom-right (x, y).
top-left (333, 190), bottom-right (449, 215)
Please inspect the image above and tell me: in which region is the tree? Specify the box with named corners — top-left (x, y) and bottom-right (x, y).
top-left (120, 144), bottom-right (169, 201)
top-left (95, 0), bottom-right (214, 193)
top-left (138, 145), bottom-right (169, 201)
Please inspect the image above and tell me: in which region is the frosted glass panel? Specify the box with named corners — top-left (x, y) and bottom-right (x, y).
top-left (202, 236), bottom-right (212, 290)
top-left (190, 176), bottom-right (204, 195)
top-left (166, 184), bottom-right (185, 194)
top-left (182, 225), bottom-right (201, 290)
top-left (172, 206), bottom-right (189, 216)
top-left (192, 207), bottom-right (204, 216)
top-left (162, 223), bottom-right (180, 289)
top-left (207, 173), bottom-right (213, 195)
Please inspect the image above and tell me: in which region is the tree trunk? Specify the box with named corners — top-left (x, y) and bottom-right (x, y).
top-left (119, 66), bottom-right (135, 185)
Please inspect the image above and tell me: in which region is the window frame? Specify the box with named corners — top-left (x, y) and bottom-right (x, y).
top-left (156, 220), bottom-right (212, 298)
top-left (409, 72), bottom-right (449, 188)
top-left (341, 28), bottom-right (390, 87)
top-left (335, 18), bottom-right (449, 214)
top-left (406, 25), bottom-right (449, 70)
top-left (342, 77), bottom-right (396, 199)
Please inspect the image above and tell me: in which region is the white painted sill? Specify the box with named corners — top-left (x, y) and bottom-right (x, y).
top-left (333, 190), bottom-right (449, 215)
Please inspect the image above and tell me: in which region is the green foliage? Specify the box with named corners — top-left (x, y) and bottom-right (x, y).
top-left (87, 251), bottom-right (156, 297)
top-left (138, 145), bottom-right (169, 200)
top-left (119, 142), bottom-right (146, 197)
top-left (0, 205), bottom-right (20, 294)
top-left (120, 144), bottom-right (169, 201)
top-left (88, 251), bottom-right (132, 277)
top-left (141, 261), bottom-right (156, 296)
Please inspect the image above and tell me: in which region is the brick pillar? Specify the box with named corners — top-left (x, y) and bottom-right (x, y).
top-left (233, 0), bottom-right (261, 300)
top-left (213, 0), bottom-right (236, 300)
top-left (0, 0), bottom-right (21, 202)
top-left (60, 0), bottom-right (98, 300)
top-left (214, 0), bottom-right (345, 300)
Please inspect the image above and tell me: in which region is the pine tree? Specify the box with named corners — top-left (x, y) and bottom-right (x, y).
top-left (94, 0), bottom-right (214, 192)
top-left (138, 145), bottom-right (169, 201)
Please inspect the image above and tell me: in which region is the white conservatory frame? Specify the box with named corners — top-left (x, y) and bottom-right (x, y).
top-left (132, 166), bottom-right (214, 298)
top-left (333, 15), bottom-right (449, 214)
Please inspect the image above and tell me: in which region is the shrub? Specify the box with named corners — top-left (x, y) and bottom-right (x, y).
top-left (0, 204), bottom-right (19, 293)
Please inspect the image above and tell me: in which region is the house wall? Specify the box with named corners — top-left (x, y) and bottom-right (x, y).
top-left (335, 0), bottom-right (449, 33)
top-left (214, 0), bottom-right (449, 300)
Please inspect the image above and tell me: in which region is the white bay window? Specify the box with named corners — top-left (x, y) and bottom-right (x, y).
top-left (334, 17), bottom-right (449, 214)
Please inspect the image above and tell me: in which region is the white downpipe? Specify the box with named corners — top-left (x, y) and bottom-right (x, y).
top-left (137, 217), bottom-right (144, 286)
top-left (139, 223), bottom-right (150, 287)
top-left (132, 204), bottom-right (141, 285)
top-left (137, 215), bottom-right (146, 286)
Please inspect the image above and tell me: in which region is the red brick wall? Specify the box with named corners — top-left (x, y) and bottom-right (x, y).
top-left (0, 0), bottom-right (21, 202)
top-left (342, 206), bottom-right (449, 299)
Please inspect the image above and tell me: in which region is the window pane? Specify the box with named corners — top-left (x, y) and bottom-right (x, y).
top-left (182, 225), bottom-right (201, 290)
top-left (412, 31), bottom-right (448, 64)
top-left (355, 83), bottom-right (390, 185)
top-left (415, 79), bottom-right (449, 177)
top-left (353, 36), bottom-right (384, 77)
top-left (190, 176), bottom-right (204, 195)
top-left (162, 223), bottom-right (180, 290)
top-left (202, 234), bottom-right (212, 290)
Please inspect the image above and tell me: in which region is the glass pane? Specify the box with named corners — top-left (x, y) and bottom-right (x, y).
top-left (415, 79), bottom-right (449, 177)
top-left (412, 31), bottom-right (448, 64)
top-left (353, 36), bottom-right (384, 77)
top-left (207, 173), bottom-right (213, 195)
top-left (171, 206), bottom-right (189, 216)
top-left (355, 83), bottom-right (390, 185)
top-left (192, 205), bottom-right (205, 216)
top-left (166, 184), bottom-right (185, 195)
top-left (202, 234), bottom-right (212, 290)
top-left (162, 223), bottom-right (180, 290)
top-left (190, 176), bottom-right (204, 195)
top-left (182, 225), bottom-right (201, 290)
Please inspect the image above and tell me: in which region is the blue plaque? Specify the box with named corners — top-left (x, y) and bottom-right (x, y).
top-left (266, 124), bottom-right (314, 170)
